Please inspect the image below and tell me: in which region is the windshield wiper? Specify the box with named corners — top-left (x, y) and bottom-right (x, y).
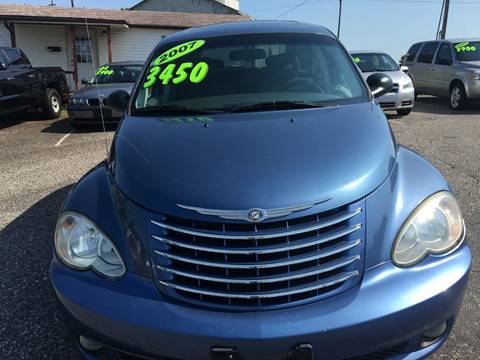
top-left (133, 104), bottom-right (224, 115)
top-left (221, 101), bottom-right (326, 113)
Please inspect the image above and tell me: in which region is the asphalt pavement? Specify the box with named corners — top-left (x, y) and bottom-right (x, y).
top-left (0, 98), bottom-right (478, 359)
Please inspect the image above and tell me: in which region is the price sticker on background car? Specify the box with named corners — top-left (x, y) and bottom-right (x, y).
top-left (455, 42), bottom-right (477, 53)
top-left (96, 66), bottom-right (114, 76)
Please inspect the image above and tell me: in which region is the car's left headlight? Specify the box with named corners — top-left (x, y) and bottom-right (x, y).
top-left (403, 78), bottom-right (414, 89)
top-left (392, 192), bottom-right (464, 267)
top-left (55, 212), bottom-right (126, 278)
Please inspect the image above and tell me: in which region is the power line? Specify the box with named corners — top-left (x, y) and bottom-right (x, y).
top-left (274, 0), bottom-right (311, 19)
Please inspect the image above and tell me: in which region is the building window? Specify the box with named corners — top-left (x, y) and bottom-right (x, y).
top-left (75, 38), bottom-right (93, 63)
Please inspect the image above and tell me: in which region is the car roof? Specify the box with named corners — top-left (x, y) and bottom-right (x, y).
top-left (105, 61), bottom-right (144, 66)
top-left (158, 20), bottom-right (335, 46)
top-left (350, 50), bottom-right (388, 54)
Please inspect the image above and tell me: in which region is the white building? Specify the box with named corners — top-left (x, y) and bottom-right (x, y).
top-left (0, 3), bottom-right (249, 90)
top-left (131, 0), bottom-right (241, 13)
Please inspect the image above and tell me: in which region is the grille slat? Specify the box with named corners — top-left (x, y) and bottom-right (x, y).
top-left (159, 271), bottom-right (360, 299)
top-left (152, 224), bottom-right (362, 255)
top-left (155, 239), bottom-right (361, 269)
top-left (150, 200), bottom-right (365, 309)
top-left (151, 207), bottom-right (362, 240)
top-left (156, 255), bottom-right (360, 284)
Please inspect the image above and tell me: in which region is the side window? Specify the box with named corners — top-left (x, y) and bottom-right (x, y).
top-left (417, 42), bottom-right (439, 64)
top-left (4, 48), bottom-right (28, 67)
top-left (406, 43), bottom-right (422, 62)
top-left (435, 44), bottom-right (452, 65)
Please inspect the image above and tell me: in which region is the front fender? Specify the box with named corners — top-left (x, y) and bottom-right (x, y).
top-left (59, 163), bottom-right (152, 278)
top-left (364, 145), bottom-right (450, 268)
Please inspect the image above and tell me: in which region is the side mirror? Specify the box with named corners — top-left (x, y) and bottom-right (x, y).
top-left (80, 79), bottom-right (89, 85)
top-left (106, 90), bottom-right (130, 112)
top-left (400, 65), bottom-right (409, 73)
top-left (366, 73), bottom-right (394, 98)
top-left (0, 62), bottom-right (8, 70)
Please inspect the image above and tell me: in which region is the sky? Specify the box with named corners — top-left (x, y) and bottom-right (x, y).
top-left (2, 0), bottom-right (480, 60)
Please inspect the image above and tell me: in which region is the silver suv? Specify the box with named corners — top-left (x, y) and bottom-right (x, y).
top-left (403, 39), bottom-right (480, 110)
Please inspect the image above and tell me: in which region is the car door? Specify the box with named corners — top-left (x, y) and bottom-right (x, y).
top-left (431, 43), bottom-right (454, 97)
top-left (3, 48), bottom-right (38, 109)
top-left (0, 49), bottom-right (23, 116)
top-left (404, 42), bottom-right (423, 85)
top-left (413, 41), bottom-right (440, 94)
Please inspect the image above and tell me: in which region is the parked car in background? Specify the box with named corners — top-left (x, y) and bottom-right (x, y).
top-left (351, 51), bottom-right (415, 116)
top-left (50, 21), bottom-right (470, 360)
top-left (0, 47), bottom-right (68, 119)
top-left (67, 61), bottom-right (143, 128)
top-left (402, 39), bottom-right (480, 110)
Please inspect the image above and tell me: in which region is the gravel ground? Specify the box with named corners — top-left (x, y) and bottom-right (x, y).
top-left (0, 98), bottom-right (478, 359)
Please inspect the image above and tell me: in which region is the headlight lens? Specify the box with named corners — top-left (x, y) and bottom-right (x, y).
top-left (471, 71), bottom-right (480, 80)
top-left (392, 192), bottom-right (464, 267)
top-left (55, 212), bottom-right (125, 278)
top-left (71, 98), bottom-right (88, 105)
top-left (403, 78), bottom-right (414, 89)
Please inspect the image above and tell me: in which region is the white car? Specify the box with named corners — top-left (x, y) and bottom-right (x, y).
top-left (351, 50), bottom-right (415, 116)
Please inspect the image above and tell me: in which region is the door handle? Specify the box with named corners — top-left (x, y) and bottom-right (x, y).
top-left (28, 74), bottom-right (36, 78)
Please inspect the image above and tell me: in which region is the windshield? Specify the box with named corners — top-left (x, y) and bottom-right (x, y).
top-left (351, 53), bottom-right (399, 72)
top-left (90, 64), bottom-right (143, 84)
top-left (454, 41), bottom-right (480, 62)
top-left (133, 34), bottom-right (368, 114)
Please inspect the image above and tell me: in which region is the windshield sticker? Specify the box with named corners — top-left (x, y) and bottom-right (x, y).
top-left (455, 42), bottom-right (477, 53)
top-left (96, 66), bottom-right (114, 76)
top-left (154, 40), bottom-right (206, 66)
top-left (353, 57), bottom-right (361, 63)
top-left (143, 61), bottom-right (209, 88)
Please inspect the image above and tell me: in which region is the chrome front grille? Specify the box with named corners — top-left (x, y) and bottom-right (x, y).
top-left (150, 200), bottom-right (365, 310)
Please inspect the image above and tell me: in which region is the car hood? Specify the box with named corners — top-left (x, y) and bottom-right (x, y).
top-left (459, 61), bottom-right (480, 68)
top-left (72, 83), bottom-right (134, 99)
top-left (361, 70), bottom-right (406, 84)
top-left (111, 102), bottom-right (397, 216)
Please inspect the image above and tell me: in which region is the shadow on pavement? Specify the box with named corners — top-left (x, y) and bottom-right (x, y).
top-left (0, 185), bottom-right (82, 359)
top-left (414, 96), bottom-right (480, 115)
top-left (42, 117), bottom-right (118, 134)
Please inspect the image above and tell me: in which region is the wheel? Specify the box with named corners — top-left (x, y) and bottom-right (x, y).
top-left (450, 83), bottom-right (468, 110)
top-left (43, 88), bottom-right (62, 119)
top-left (397, 108), bottom-right (412, 116)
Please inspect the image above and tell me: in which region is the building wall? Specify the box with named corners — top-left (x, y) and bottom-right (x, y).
top-left (0, 23), bottom-right (11, 47)
top-left (14, 23), bottom-right (69, 70)
top-left (97, 27), bottom-right (176, 65)
top-left (132, 0), bottom-right (239, 14)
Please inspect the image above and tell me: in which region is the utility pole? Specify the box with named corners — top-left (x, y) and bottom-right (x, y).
top-left (48, 0), bottom-right (56, 6)
top-left (71, 0), bottom-right (75, 7)
top-left (337, 0), bottom-right (343, 38)
top-left (440, 0), bottom-right (450, 39)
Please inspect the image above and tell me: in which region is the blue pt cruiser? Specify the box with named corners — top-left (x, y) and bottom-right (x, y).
top-left (50, 21), bottom-right (471, 360)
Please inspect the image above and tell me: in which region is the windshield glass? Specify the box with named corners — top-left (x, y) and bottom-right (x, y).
top-left (133, 34), bottom-right (368, 114)
top-left (351, 53), bottom-right (399, 72)
top-left (454, 41), bottom-right (480, 62)
top-left (90, 64), bottom-right (143, 84)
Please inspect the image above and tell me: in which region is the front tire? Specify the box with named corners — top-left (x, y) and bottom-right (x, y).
top-left (43, 88), bottom-right (62, 119)
top-left (397, 108), bottom-right (412, 116)
top-left (450, 83), bottom-right (468, 111)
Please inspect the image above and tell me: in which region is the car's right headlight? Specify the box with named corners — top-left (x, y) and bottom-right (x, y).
top-left (392, 192), bottom-right (464, 267)
top-left (55, 212), bottom-right (126, 278)
top-left (71, 98), bottom-right (88, 105)
top-left (471, 71), bottom-right (480, 80)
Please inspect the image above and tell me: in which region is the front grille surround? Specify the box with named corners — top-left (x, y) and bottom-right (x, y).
top-left (150, 199), bottom-right (366, 310)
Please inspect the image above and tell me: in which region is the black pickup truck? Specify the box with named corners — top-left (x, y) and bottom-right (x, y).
top-left (0, 47), bottom-right (69, 119)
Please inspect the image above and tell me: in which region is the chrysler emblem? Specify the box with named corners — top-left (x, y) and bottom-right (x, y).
top-left (247, 209), bottom-right (265, 223)
top-left (177, 197), bottom-right (333, 223)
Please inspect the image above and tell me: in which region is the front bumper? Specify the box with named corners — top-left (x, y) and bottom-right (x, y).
top-left (67, 104), bottom-right (122, 124)
top-left (50, 244), bottom-right (471, 360)
top-left (465, 78), bottom-right (480, 99)
top-left (377, 87), bottom-right (415, 111)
